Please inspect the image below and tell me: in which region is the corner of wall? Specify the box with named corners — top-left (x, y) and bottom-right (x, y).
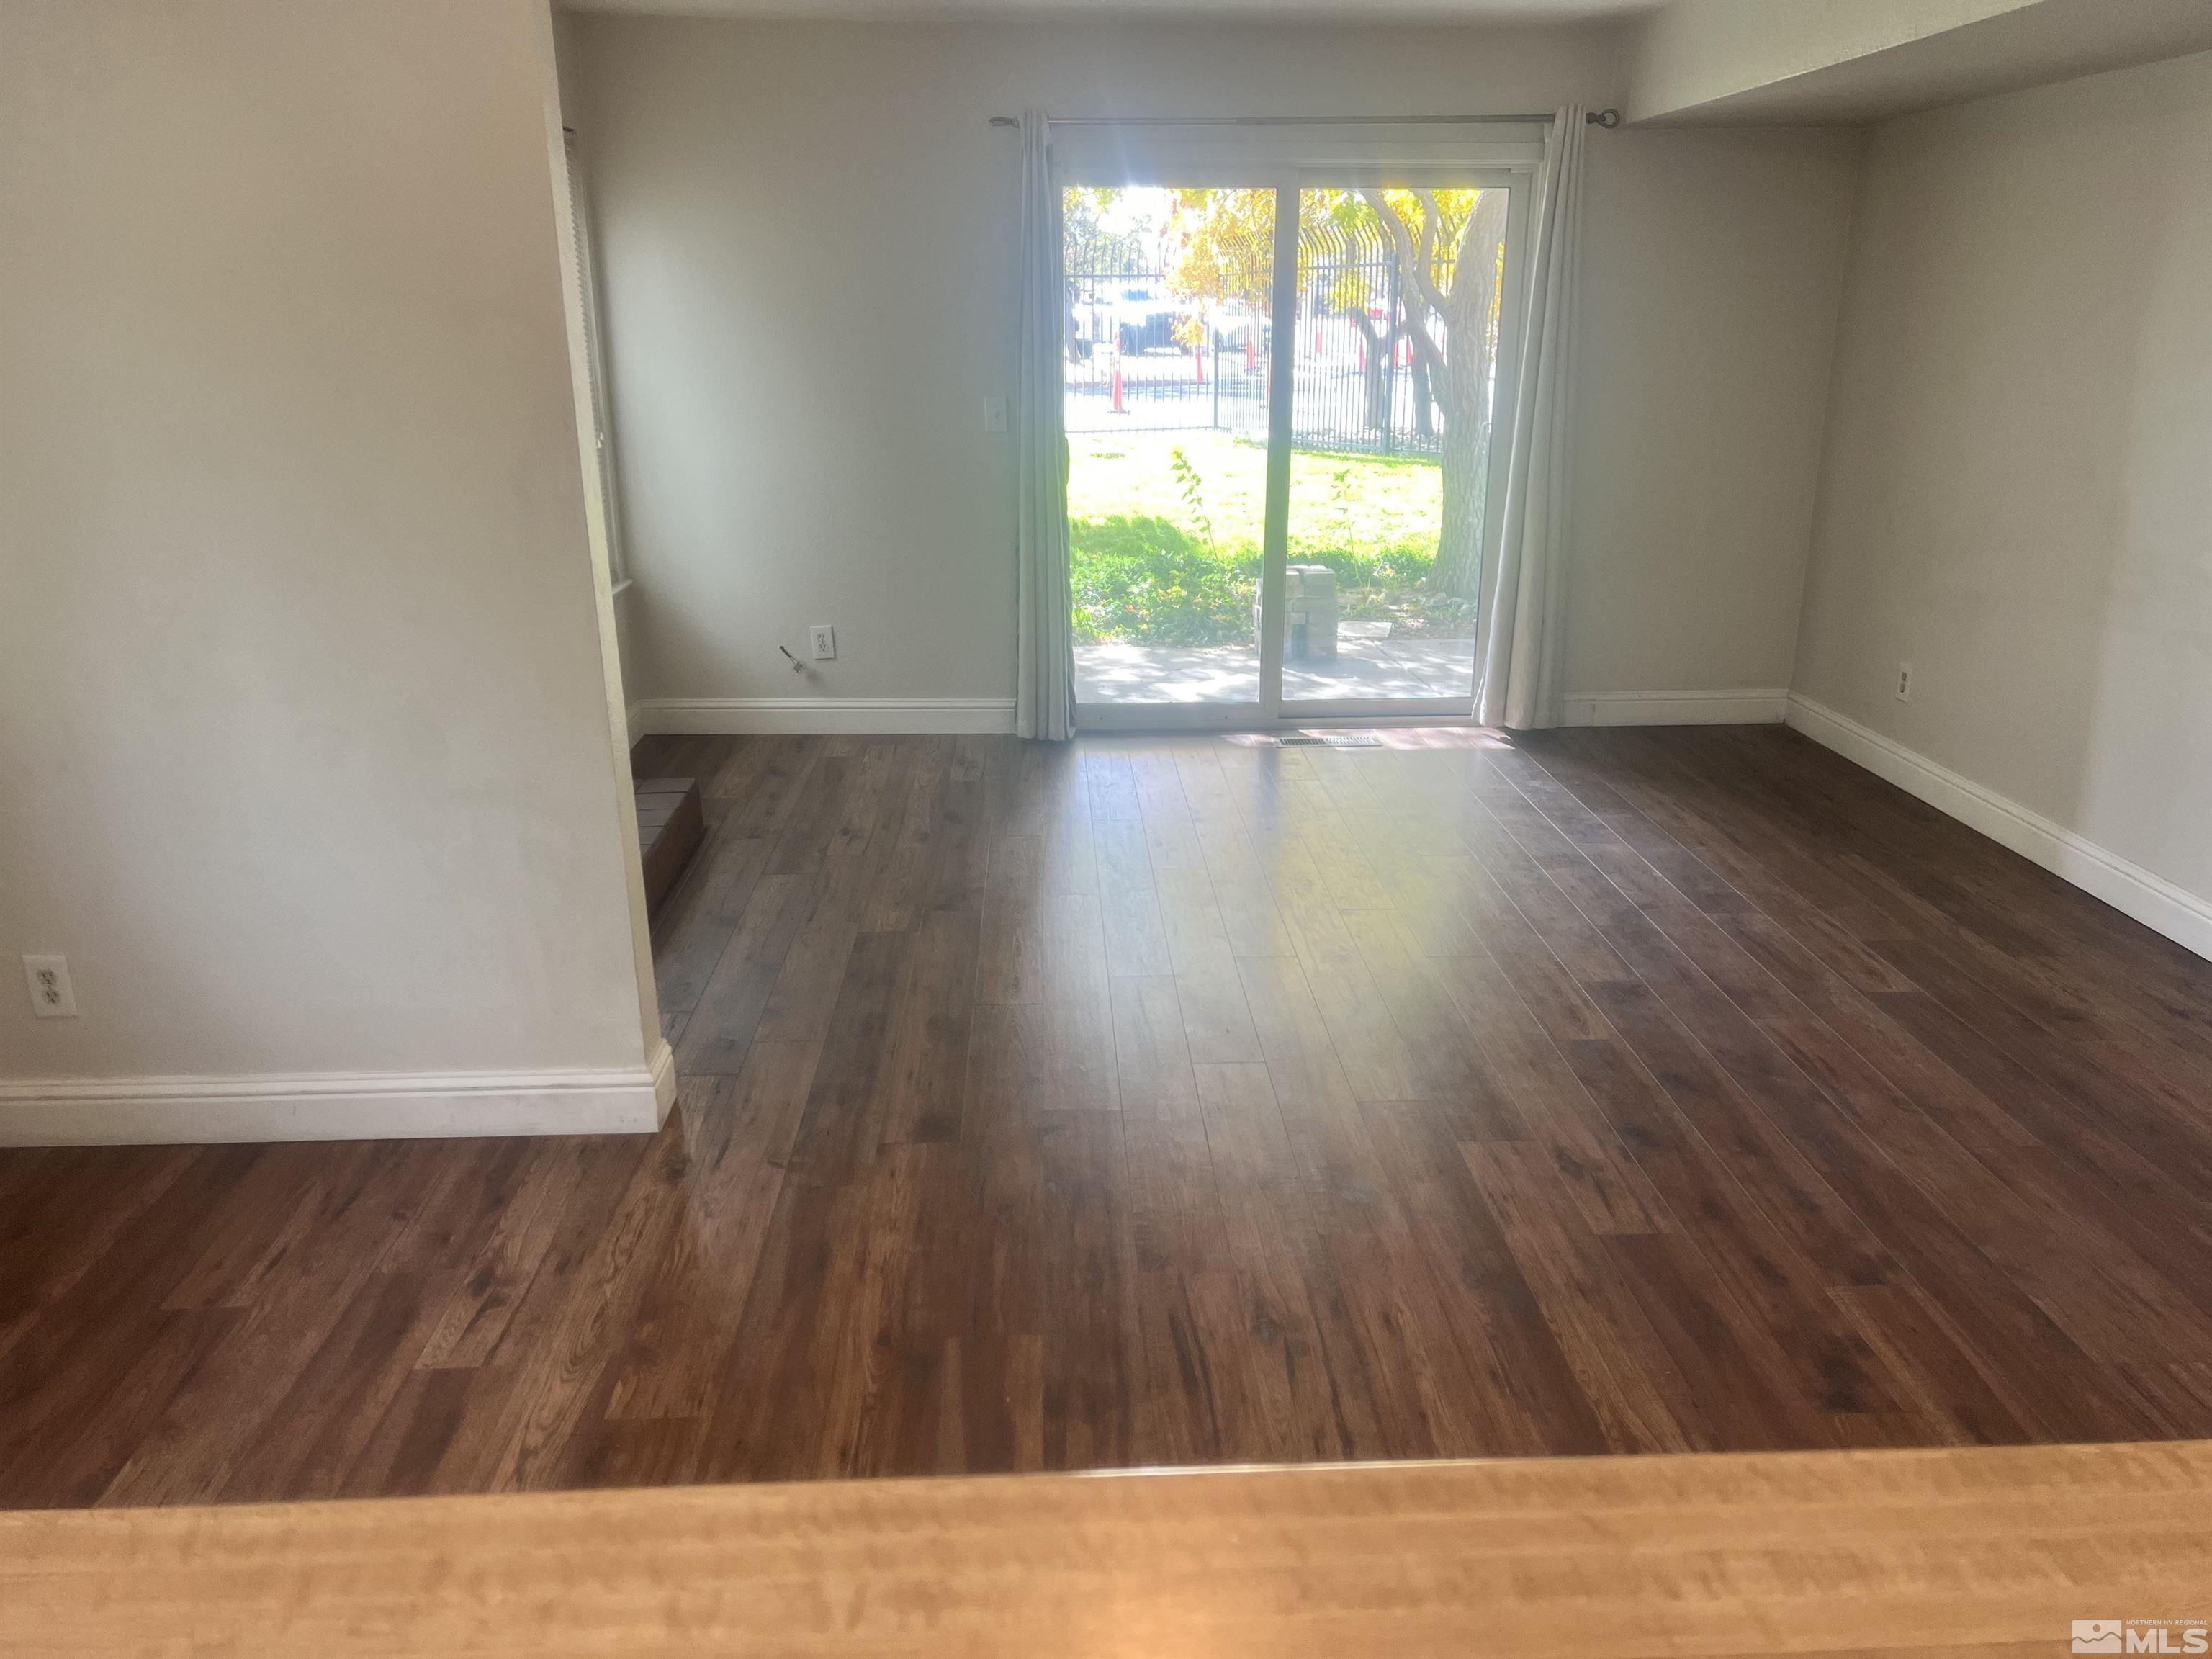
top-left (1782, 118), bottom-right (1874, 706)
top-left (1784, 693), bottom-right (2212, 962)
top-left (534, 0), bottom-right (664, 1069)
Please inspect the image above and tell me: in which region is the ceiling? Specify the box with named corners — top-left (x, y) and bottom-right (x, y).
top-left (562, 0), bottom-right (1660, 20)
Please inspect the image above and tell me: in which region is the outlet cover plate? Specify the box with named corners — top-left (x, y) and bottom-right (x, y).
top-left (24, 954), bottom-right (78, 1018)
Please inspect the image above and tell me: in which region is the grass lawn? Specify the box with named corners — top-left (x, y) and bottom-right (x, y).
top-left (1066, 431), bottom-right (1468, 647)
top-left (1069, 431), bottom-right (1440, 563)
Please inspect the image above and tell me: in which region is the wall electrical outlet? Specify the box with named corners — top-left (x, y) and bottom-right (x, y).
top-left (810, 624), bottom-right (836, 661)
top-left (23, 954), bottom-right (78, 1018)
top-left (1896, 662), bottom-right (1913, 702)
top-left (981, 396), bottom-right (1008, 433)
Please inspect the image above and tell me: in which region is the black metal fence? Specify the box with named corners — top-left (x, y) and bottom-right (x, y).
top-left (1063, 269), bottom-right (1269, 443)
top-left (1292, 217), bottom-right (1450, 459)
top-left (1062, 219), bottom-right (1452, 459)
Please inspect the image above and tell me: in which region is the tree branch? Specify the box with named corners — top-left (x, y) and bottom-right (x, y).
top-left (1366, 189), bottom-right (1451, 318)
top-left (1359, 189), bottom-right (1451, 395)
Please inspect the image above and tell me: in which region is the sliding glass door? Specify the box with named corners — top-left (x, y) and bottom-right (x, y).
top-left (1064, 185), bottom-right (1274, 725)
top-left (1280, 182), bottom-right (1521, 718)
top-left (1066, 170), bottom-right (1526, 730)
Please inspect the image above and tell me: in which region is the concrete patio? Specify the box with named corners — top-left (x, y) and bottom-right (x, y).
top-left (1074, 625), bottom-right (1475, 706)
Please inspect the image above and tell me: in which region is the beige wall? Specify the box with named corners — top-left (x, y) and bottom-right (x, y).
top-left (571, 14), bottom-right (1860, 719)
top-left (1564, 121), bottom-right (1859, 702)
top-left (1793, 49), bottom-right (2212, 912)
top-left (1625, 0), bottom-right (2034, 122)
top-left (550, 4), bottom-right (648, 733)
top-left (0, 1), bottom-right (657, 1110)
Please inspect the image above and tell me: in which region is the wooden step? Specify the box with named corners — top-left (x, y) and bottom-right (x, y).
top-left (634, 775), bottom-right (703, 917)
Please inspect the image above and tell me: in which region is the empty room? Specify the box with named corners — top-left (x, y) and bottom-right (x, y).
top-left (5, 0), bottom-right (2212, 1647)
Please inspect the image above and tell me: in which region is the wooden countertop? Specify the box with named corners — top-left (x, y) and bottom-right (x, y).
top-left (8, 1440), bottom-right (2209, 1657)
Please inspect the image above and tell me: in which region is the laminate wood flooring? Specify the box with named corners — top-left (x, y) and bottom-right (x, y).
top-left (6, 725), bottom-right (2212, 1506)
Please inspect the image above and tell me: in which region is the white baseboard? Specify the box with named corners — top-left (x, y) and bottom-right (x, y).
top-left (647, 1036), bottom-right (677, 1113)
top-left (1562, 688), bottom-right (1789, 727)
top-left (1785, 693), bottom-right (2212, 963)
top-left (0, 1043), bottom-right (675, 1147)
top-left (626, 700), bottom-right (647, 752)
top-left (634, 696), bottom-right (1017, 736)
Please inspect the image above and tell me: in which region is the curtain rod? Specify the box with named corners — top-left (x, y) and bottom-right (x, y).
top-left (986, 110), bottom-right (1619, 129)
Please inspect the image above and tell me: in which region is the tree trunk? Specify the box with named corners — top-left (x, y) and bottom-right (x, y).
top-left (1408, 327), bottom-right (1434, 443)
top-left (1348, 306), bottom-right (1392, 434)
top-left (1428, 190), bottom-right (1508, 601)
top-left (1357, 186), bottom-right (1507, 600)
top-left (1431, 362), bottom-right (1489, 598)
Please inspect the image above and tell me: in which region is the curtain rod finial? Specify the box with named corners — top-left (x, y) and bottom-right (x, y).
top-left (1588, 108), bottom-right (1621, 127)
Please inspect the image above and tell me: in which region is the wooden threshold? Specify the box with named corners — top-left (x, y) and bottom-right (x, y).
top-left (8, 1439), bottom-right (2209, 1656)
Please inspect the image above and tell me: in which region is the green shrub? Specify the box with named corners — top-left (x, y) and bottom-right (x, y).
top-left (1286, 541), bottom-right (1436, 588)
top-left (1069, 513), bottom-right (1465, 647)
top-left (1069, 516), bottom-right (1255, 646)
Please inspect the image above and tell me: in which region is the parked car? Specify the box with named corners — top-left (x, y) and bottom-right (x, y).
top-left (1110, 285), bottom-right (1193, 354)
top-left (1206, 300), bottom-right (1270, 359)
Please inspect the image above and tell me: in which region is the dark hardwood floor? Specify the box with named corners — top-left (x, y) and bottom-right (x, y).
top-left (6, 724), bottom-right (2212, 1507)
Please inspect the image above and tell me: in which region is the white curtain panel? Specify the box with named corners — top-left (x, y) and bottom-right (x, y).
top-left (1475, 104), bottom-right (1588, 731)
top-left (1013, 111), bottom-right (1076, 742)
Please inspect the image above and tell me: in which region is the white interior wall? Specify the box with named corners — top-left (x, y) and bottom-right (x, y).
top-left (1626, 0), bottom-right (2036, 122)
top-left (1627, 0), bottom-right (2212, 127)
top-left (572, 14), bottom-right (1861, 731)
top-left (1627, 0), bottom-right (2035, 121)
top-left (551, 4), bottom-right (648, 735)
top-left (0, 0), bottom-right (666, 1139)
top-left (1790, 49), bottom-right (2212, 956)
top-left (1563, 121), bottom-right (1858, 715)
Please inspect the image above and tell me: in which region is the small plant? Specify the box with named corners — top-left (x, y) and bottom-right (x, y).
top-left (1168, 445), bottom-right (1216, 553)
